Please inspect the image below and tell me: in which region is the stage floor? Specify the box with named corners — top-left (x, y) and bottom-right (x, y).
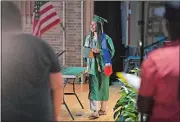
top-left (58, 82), bottom-right (121, 121)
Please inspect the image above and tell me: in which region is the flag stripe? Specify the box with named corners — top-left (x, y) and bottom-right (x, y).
top-left (33, 19), bottom-right (41, 36)
top-left (40, 5), bottom-right (53, 15)
top-left (33, 12), bottom-right (58, 35)
top-left (34, 21), bottom-right (41, 36)
top-left (40, 19), bottom-right (60, 35)
top-left (40, 8), bottom-right (57, 22)
top-left (41, 12), bottom-right (58, 26)
top-left (41, 15), bottom-right (60, 29)
top-left (34, 12), bottom-right (58, 35)
top-left (32, 1), bottom-right (60, 37)
top-left (40, 2), bottom-right (52, 11)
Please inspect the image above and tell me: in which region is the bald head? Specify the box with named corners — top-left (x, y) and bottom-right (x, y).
top-left (154, 2), bottom-right (180, 40)
top-left (164, 2), bottom-right (180, 41)
top-left (2, 1), bottom-right (22, 32)
top-left (164, 1), bottom-right (180, 22)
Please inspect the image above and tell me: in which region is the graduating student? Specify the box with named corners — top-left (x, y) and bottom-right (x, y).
top-left (137, 2), bottom-right (180, 122)
top-left (84, 15), bottom-right (115, 119)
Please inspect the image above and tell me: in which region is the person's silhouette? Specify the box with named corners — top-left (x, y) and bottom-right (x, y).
top-left (137, 2), bottom-right (180, 122)
top-left (2, 2), bottom-right (63, 121)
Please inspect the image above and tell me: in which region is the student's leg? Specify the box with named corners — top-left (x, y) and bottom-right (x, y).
top-left (88, 74), bottom-right (99, 118)
top-left (98, 73), bottom-right (109, 115)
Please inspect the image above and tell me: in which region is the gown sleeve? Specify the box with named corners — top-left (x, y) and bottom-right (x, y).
top-left (106, 35), bottom-right (115, 58)
top-left (84, 35), bottom-right (90, 47)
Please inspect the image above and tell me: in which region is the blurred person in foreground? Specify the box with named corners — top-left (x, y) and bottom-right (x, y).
top-left (137, 1), bottom-right (180, 122)
top-left (2, 1), bottom-right (63, 121)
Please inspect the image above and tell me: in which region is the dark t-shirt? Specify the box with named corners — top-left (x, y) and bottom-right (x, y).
top-left (2, 34), bottom-right (61, 121)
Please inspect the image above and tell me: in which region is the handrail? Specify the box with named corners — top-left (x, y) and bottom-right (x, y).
top-left (144, 37), bottom-right (168, 49)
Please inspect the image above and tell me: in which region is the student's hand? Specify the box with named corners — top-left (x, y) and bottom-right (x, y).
top-left (85, 66), bottom-right (88, 73)
top-left (92, 48), bottom-right (99, 53)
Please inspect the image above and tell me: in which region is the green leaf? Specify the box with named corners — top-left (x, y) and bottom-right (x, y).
top-left (115, 116), bottom-right (120, 122)
top-left (125, 85), bottom-right (133, 90)
top-left (113, 109), bottom-right (121, 120)
top-left (127, 113), bottom-right (137, 118)
top-left (125, 117), bottom-right (134, 121)
top-left (118, 98), bottom-right (128, 105)
top-left (114, 97), bottom-right (130, 111)
top-left (127, 97), bottom-right (136, 104)
top-left (121, 91), bottom-right (125, 96)
top-left (125, 105), bottom-right (135, 110)
top-left (121, 93), bottom-right (127, 98)
top-left (126, 107), bottom-right (137, 113)
top-left (114, 79), bottom-right (139, 121)
top-left (122, 105), bottom-right (128, 109)
top-left (113, 104), bottom-right (119, 111)
top-left (122, 112), bottom-right (138, 121)
top-left (121, 106), bottom-right (138, 114)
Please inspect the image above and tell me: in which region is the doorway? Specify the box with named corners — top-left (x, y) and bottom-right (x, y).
top-left (94, 1), bottom-right (126, 73)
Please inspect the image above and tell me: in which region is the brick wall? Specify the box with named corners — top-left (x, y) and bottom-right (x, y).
top-left (64, 1), bottom-right (82, 66)
top-left (15, 1), bottom-right (84, 67)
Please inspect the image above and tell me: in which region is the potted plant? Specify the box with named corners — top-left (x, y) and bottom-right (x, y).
top-left (113, 81), bottom-right (138, 121)
top-left (113, 68), bottom-right (147, 121)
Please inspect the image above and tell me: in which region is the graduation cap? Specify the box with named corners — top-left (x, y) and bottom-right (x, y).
top-left (93, 15), bottom-right (108, 33)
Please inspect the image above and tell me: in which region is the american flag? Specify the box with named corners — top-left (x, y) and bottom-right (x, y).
top-left (32, 1), bottom-right (60, 37)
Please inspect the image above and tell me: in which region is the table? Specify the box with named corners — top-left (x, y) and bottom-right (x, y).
top-left (62, 67), bottom-right (87, 120)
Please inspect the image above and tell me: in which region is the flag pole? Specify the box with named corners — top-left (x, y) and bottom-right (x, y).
top-left (62, 1), bottom-right (66, 66)
top-left (81, 0), bottom-right (84, 67)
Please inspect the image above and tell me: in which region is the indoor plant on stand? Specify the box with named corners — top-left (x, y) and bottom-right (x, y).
top-left (113, 71), bottom-right (147, 122)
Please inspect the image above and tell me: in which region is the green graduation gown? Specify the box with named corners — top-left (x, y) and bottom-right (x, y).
top-left (84, 34), bottom-right (115, 101)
